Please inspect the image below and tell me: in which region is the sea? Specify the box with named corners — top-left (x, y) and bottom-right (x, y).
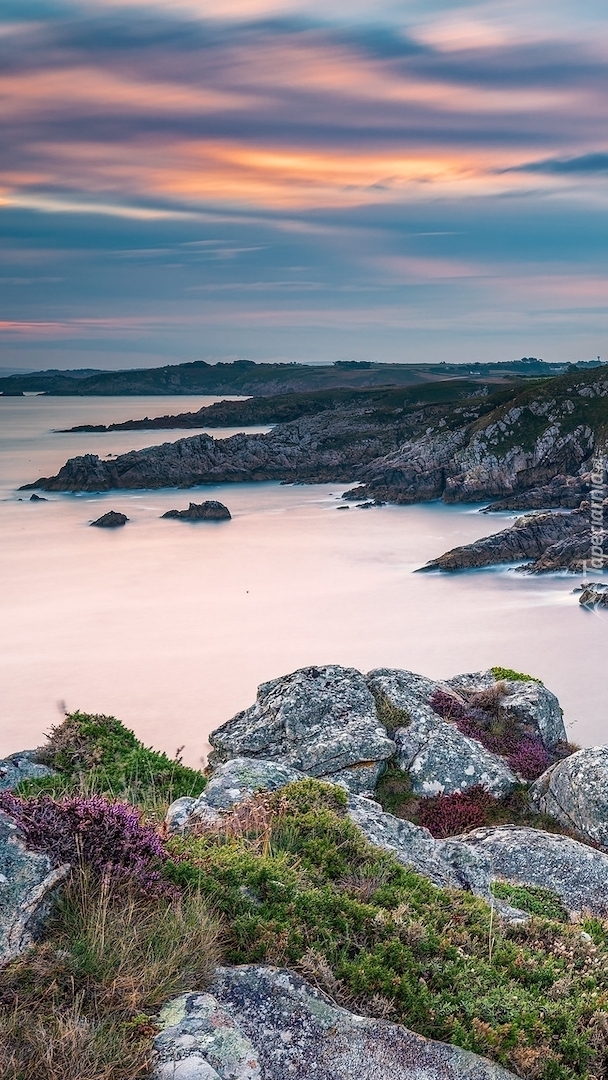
top-left (1, 393), bottom-right (605, 766)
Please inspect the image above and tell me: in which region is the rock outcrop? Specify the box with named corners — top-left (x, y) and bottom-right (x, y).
top-left (0, 751), bottom-right (55, 791)
top-left (206, 665), bottom-right (566, 799)
top-left (530, 747), bottom-right (608, 848)
top-left (208, 666), bottom-right (396, 794)
top-left (161, 500), bottom-right (231, 521)
top-left (482, 476), bottom-right (588, 512)
top-left (578, 582), bottom-right (608, 607)
top-left (166, 758), bottom-right (304, 832)
top-left (458, 824), bottom-right (608, 917)
top-left (420, 509), bottom-right (589, 571)
top-left (155, 966), bottom-right (518, 1080)
top-left (21, 369), bottom-right (608, 508)
top-left (0, 811), bottom-right (69, 965)
top-left (90, 510), bottom-right (128, 527)
top-left (394, 714), bottom-right (518, 797)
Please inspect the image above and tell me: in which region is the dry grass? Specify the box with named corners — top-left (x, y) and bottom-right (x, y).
top-left (0, 869), bottom-right (221, 1080)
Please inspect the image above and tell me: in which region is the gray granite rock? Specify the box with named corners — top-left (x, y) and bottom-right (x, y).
top-left (530, 747), bottom-right (608, 847)
top-left (156, 966), bottom-right (517, 1080)
top-left (447, 671), bottom-right (566, 749)
top-left (457, 824), bottom-right (608, 917)
top-left (155, 991), bottom-right (261, 1079)
top-left (0, 811), bottom-right (69, 965)
top-left (166, 758), bottom-right (305, 832)
top-left (394, 714), bottom-right (518, 797)
top-left (208, 666), bottom-right (395, 793)
top-left (367, 668), bottom-right (446, 727)
top-left (0, 751), bottom-right (56, 791)
top-left (346, 794), bottom-right (499, 901)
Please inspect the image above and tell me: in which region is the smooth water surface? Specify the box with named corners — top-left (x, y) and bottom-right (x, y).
top-left (0, 395), bottom-right (605, 764)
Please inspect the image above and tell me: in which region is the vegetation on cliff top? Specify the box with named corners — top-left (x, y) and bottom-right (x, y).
top-left (4, 712), bottom-right (608, 1080)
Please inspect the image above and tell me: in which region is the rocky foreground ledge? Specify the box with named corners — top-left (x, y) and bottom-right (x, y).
top-left (2, 665), bottom-right (608, 1080)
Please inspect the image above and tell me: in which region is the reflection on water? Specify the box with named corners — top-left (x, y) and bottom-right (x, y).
top-left (0, 395), bottom-right (604, 764)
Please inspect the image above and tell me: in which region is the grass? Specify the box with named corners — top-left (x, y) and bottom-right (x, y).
top-left (165, 779), bottom-right (608, 1080)
top-left (0, 870), bottom-right (220, 1080)
top-left (491, 883), bottom-right (569, 923)
top-left (18, 712), bottom-right (206, 815)
top-left (491, 668), bottom-right (543, 684)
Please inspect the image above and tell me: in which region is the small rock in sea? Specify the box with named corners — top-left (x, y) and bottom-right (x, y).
top-left (161, 500), bottom-right (231, 522)
top-left (90, 511), bottom-right (129, 528)
top-left (336, 505), bottom-right (350, 510)
top-left (29, 493), bottom-right (48, 502)
top-left (578, 582), bottom-right (608, 607)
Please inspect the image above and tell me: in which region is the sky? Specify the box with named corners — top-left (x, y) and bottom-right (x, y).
top-left (2, 0), bottom-right (608, 369)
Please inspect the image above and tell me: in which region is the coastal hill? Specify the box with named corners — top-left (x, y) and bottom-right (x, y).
top-left (0, 356), bottom-right (575, 397)
top-left (25, 367), bottom-right (608, 509)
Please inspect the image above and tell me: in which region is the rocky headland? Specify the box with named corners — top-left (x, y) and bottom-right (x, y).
top-left (421, 501), bottom-right (608, 573)
top-left (20, 370), bottom-right (608, 513)
top-left (2, 663), bottom-right (608, 1080)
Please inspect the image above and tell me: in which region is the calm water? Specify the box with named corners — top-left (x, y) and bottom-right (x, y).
top-left (0, 394), bottom-right (605, 765)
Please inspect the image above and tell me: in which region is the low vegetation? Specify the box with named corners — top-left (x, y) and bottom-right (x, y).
top-left (18, 711), bottom-right (206, 811)
top-left (3, 714), bottom-right (607, 1080)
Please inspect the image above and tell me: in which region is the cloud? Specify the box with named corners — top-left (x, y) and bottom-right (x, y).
top-left (509, 152), bottom-right (608, 174)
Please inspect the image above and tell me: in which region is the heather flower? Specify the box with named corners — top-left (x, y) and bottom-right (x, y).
top-left (417, 787), bottom-right (496, 838)
top-left (0, 792), bottom-right (172, 896)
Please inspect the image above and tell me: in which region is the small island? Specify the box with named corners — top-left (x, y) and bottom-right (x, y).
top-left (90, 510), bottom-right (129, 528)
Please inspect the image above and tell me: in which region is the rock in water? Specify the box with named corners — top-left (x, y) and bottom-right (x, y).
top-left (530, 747), bottom-right (608, 847)
top-left (90, 510), bottom-right (128, 528)
top-left (29, 493), bottom-right (47, 502)
top-left (0, 811), bottom-right (69, 965)
top-left (579, 582), bottom-right (608, 607)
top-left (161, 501), bottom-right (231, 521)
top-left (208, 665), bottom-right (396, 793)
top-left (155, 966), bottom-right (517, 1080)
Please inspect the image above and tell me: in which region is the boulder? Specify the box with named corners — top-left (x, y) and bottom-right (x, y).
top-left (162, 501), bottom-right (231, 521)
top-left (0, 811), bottom-right (69, 965)
top-left (530, 747), bottom-right (608, 847)
top-left (208, 666), bottom-right (395, 794)
top-left (0, 750), bottom-right (56, 792)
top-left (90, 510), bottom-right (128, 528)
top-left (446, 671), bottom-right (566, 749)
top-left (155, 966), bottom-right (517, 1080)
top-left (457, 824), bottom-right (608, 917)
top-left (166, 758), bottom-right (304, 832)
top-left (29, 493), bottom-right (48, 502)
top-left (579, 582), bottom-right (608, 607)
top-left (394, 715), bottom-right (518, 797)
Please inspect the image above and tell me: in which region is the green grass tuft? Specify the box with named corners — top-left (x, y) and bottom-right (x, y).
top-left (491, 667), bottom-right (542, 684)
top-left (491, 882), bottom-right (569, 922)
top-left (19, 711), bottom-right (205, 811)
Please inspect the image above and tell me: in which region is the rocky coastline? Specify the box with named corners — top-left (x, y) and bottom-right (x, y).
top-left (20, 371), bottom-right (608, 515)
top-left (2, 663), bottom-right (608, 1078)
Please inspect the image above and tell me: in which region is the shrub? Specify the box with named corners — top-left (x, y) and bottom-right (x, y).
top-left (491, 882), bottom-right (569, 922)
top-left (164, 778), bottom-right (608, 1080)
top-left (0, 792), bottom-right (171, 896)
top-left (429, 689), bottom-right (551, 781)
top-left (507, 738), bottom-right (552, 781)
top-left (24, 711), bottom-right (205, 808)
top-left (416, 786), bottom-right (496, 837)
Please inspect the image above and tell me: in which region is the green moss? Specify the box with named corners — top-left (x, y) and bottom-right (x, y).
top-left (164, 779), bottom-right (608, 1080)
top-left (491, 667), bottom-right (542, 684)
top-left (18, 711), bottom-right (205, 808)
top-left (491, 882), bottom-right (569, 922)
